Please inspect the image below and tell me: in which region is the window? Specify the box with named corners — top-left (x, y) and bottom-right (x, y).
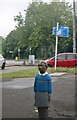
top-left (0, 54), bottom-right (3, 59)
top-left (75, 54), bottom-right (77, 59)
top-left (57, 54), bottom-right (66, 60)
top-left (67, 54), bottom-right (75, 59)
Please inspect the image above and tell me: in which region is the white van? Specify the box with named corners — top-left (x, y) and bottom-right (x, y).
top-left (0, 54), bottom-right (6, 69)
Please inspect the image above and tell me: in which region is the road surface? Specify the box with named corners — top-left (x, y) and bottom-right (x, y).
top-left (0, 74), bottom-right (76, 119)
top-left (0, 66), bottom-right (37, 73)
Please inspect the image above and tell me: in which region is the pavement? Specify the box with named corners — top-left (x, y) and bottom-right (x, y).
top-left (1, 74), bottom-right (76, 119)
top-left (5, 60), bottom-right (38, 67)
top-left (50, 72), bottom-right (66, 77)
top-left (1, 60), bottom-right (75, 119)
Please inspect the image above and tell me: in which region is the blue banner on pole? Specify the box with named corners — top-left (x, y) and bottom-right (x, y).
top-left (52, 26), bottom-right (69, 37)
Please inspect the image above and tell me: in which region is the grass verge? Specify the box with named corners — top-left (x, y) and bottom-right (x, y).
top-left (0, 67), bottom-right (76, 79)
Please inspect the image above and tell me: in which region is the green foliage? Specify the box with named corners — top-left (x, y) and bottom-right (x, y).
top-left (0, 37), bottom-right (2, 53)
top-left (2, 1), bottom-right (77, 59)
top-left (1, 68), bottom-right (38, 78)
top-left (0, 36), bottom-right (5, 54)
top-left (1, 67), bottom-right (76, 78)
top-left (14, 12), bottom-right (24, 27)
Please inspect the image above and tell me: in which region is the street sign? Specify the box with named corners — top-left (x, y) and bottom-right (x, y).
top-left (52, 23), bottom-right (69, 70)
top-left (52, 26), bottom-right (69, 37)
top-left (52, 27), bottom-right (56, 35)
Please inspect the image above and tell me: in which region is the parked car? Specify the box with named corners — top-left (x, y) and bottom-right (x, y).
top-left (0, 54), bottom-right (6, 69)
top-left (45, 53), bottom-right (77, 68)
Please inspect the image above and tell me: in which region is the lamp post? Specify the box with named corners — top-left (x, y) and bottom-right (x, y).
top-left (9, 51), bottom-right (13, 59)
top-left (18, 48), bottom-right (20, 60)
top-left (30, 47), bottom-right (32, 55)
top-left (73, 0), bottom-right (76, 53)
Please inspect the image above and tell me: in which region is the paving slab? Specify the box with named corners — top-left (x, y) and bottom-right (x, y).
top-left (50, 72), bottom-right (66, 77)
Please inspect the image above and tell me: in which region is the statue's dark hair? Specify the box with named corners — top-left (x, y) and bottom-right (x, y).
top-left (40, 61), bottom-right (48, 68)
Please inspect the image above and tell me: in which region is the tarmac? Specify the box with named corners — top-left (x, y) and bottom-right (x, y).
top-left (1, 75), bottom-right (76, 119)
top-left (1, 60), bottom-right (76, 119)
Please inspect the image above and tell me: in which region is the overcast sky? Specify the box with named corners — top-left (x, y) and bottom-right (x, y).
top-left (0, 0), bottom-right (73, 38)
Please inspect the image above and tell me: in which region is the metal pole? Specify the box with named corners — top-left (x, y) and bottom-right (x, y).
top-left (73, 0), bottom-right (76, 53)
top-left (30, 47), bottom-right (31, 55)
top-left (55, 22), bottom-right (59, 70)
top-left (18, 49), bottom-right (20, 60)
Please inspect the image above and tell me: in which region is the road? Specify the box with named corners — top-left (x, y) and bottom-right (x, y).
top-left (0, 59), bottom-right (37, 74)
top-left (0, 66), bottom-right (37, 73)
top-left (0, 74), bottom-right (76, 119)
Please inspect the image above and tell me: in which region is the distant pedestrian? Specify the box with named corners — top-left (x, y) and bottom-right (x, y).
top-left (34, 61), bottom-right (52, 120)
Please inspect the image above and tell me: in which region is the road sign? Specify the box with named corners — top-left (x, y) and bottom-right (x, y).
top-left (52, 27), bottom-right (56, 35)
top-left (52, 26), bottom-right (69, 37)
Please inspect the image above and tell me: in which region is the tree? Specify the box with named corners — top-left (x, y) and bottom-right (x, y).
top-left (0, 36), bottom-right (5, 54)
top-left (24, 2), bottom-right (73, 58)
top-left (14, 12), bottom-right (24, 27)
top-left (3, 1), bottom-right (76, 59)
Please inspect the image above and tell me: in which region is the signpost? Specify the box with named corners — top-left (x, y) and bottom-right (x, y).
top-left (54, 22), bottom-right (59, 70)
top-left (52, 23), bottom-right (69, 69)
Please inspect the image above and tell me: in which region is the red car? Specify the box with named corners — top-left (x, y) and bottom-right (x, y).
top-left (45, 53), bottom-right (77, 67)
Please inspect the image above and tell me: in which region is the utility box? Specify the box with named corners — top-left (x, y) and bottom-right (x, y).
top-left (29, 55), bottom-right (35, 64)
